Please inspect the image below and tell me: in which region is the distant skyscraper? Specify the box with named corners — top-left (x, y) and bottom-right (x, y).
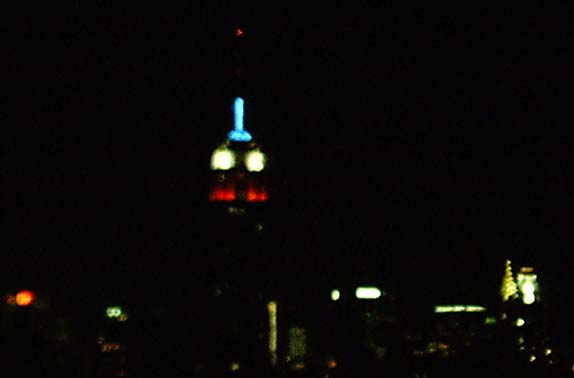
top-left (206, 97), bottom-right (271, 370)
top-left (500, 262), bottom-right (541, 306)
top-left (516, 267), bottom-right (540, 305)
top-left (500, 260), bottom-right (519, 302)
top-left (202, 28), bottom-right (272, 372)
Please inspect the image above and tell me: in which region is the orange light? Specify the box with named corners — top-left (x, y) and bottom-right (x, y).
top-left (101, 342), bottom-right (121, 353)
top-left (15, 290), bottom-right (35, 307)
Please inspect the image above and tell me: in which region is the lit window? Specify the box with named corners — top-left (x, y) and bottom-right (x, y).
top-left (517, 270), bottom-right (539, 305)
top-left (101, 342), bottom-right (121, 353)
top-left (211, 147), bottom-right (235, 170)
top-left (521, 282), bottom-right (536, 305)
top-left (245, 150), bottom-right (266, 172)
top-left (434, 305), bottom-right (487, 313)
top-left (355, 287), bottom-right (382, 299)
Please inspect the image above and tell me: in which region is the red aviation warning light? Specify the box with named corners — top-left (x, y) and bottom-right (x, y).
top-left (235, 28), bottom-right (245, 37)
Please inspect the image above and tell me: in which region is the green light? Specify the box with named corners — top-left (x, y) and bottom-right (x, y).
top-left (434, 305), bottom-right (487, 313)
top-left (517, 271), bottom-right (538, 305)
top-left (485, 316), bottom-right (497, 325)
top-left (465, 305), bottom-right (487, 312)
top-left (331, 289), bottom-right (340, 301)
top-left (288, 327), bottom-right (307, 360)
top-left (268, 301), bottom-right (278, 366)
top-left (523, 292), bottom-right (535, 305)
top-left (521, 282), bottom-right (536, 304)
top-left (355, 287), bottom-right (382, 299)
top-left (106, 306), bottom-right (123, 319)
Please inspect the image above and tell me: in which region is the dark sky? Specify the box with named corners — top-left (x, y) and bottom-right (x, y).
top-left (3, 6), bottom-right (573, 325)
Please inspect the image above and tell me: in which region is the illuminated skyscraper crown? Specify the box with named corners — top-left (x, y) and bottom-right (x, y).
top-left (208, 28), bottom-right (268, 203)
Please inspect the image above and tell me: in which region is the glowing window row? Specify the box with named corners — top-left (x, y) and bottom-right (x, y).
top-left (209, 185), bottom-right (268, 202)
top-left (211, 148), bottom-right (266, 172)
top-left (331, 287), bottom-right (385, 301)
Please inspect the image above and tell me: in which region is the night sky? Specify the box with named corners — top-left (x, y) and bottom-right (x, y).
top-left (3, 6), bottom-right (573, 332)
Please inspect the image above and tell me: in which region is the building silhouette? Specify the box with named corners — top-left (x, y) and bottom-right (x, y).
top-left (203, 83), bottom-right (272, 372)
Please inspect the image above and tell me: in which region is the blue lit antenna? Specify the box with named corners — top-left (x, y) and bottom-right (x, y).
top-left (228, 97), bottom-right (252, 142)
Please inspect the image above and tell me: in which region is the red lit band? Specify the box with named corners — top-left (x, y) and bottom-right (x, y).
top-left (209, 187), bottom-right (236, 202)
top-left (247, 188), bottom-right (268, 202)
top-left (209, 187), bottom-right (268, 202)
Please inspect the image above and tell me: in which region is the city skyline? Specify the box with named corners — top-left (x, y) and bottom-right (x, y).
top-left (4, 5), bottom-right (572, 336)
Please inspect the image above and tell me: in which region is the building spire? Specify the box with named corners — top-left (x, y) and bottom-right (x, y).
top-left (232, 26), bottom-right (247, 97)
top-left (500, 259), bottom-right (518, 302)
top-left (228, 97), bottom-right (252, 142)
top-left (227, 28), bottom-right (253, 142)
